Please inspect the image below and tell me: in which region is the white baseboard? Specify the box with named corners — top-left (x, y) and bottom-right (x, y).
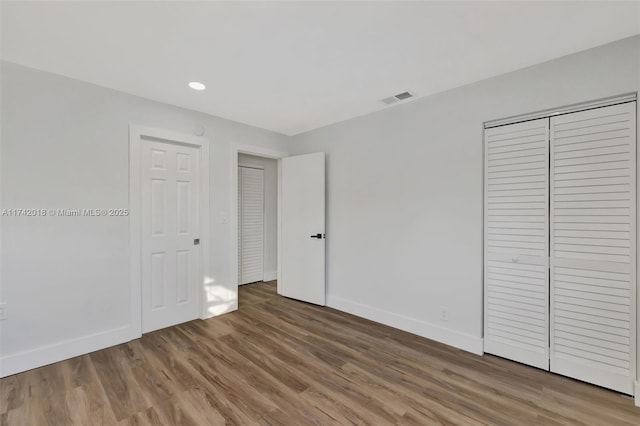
top-left (326, 295), bottom-right (483, 355)
top-left (635, 380), bottom-right (640, 406)
top-left (0, 325), bottom-right (137, 378)
top-left (263, 271), bottom-right (277, 282)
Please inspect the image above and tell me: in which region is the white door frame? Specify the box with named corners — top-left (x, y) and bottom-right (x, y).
top-left (129, 125), bottom-right (211, 337)
top-left (230, 144), bottom-right (288, 305)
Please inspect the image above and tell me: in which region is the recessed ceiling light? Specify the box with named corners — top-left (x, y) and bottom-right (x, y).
top-left (188, 82), bottom-right (206, 91)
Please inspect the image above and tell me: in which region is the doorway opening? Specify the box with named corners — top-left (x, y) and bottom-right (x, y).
top-left (230, 146), bottom-right (326, 311)
top-left (237, 153), bottom-right (279, 309)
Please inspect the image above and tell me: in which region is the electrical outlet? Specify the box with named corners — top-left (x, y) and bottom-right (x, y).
top-left (0, 303), bottom-right (7, 320)
top-left (440, 306), bottom-right (448, 322)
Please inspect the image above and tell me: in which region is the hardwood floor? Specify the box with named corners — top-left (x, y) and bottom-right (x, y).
top-left (2, 280), bottom-right (639, 425)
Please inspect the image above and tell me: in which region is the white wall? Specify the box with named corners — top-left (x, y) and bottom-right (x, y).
top-left (289, 36), bottom-right (640, 355)
top-left (238, 153), bottom-right (278, 281)
top-left (0, 61), bottom-right (289, 376)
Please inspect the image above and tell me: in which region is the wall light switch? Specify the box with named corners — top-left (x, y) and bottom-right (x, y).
top-left (0, 303), bottom-right (7, 320)
top-left (220, 211), bottom-right (229, 224)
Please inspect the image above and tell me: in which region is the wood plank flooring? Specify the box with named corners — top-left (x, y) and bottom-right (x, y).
top-left (2, 281), bottom-right (640, 425)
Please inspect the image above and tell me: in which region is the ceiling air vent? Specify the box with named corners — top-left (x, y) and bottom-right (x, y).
top-left (380, 91), bottom-right (414, 105)
top-left (395, 91), bottom-right (413, 100)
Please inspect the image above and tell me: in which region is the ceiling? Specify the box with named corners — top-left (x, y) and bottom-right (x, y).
top-left (2, 1), bottom-right (639, 136)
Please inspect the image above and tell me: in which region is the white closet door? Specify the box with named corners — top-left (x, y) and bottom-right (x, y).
top-left (550, 102), bottom-right (636, 394)
top-left (238, 167), bottom-right (265, 285)
top-left (484, 118), bottom-right (550, 369)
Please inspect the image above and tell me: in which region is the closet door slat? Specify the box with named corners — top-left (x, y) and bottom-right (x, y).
top-left (550, 101), bottom-right (636, 395)
top-left (484, 118), bottom-right (550, 369)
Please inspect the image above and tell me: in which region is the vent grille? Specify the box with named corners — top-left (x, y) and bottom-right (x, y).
top-left (395, 91), bottom-right (413, 100)
top-left (380, 91), bottom-right (414, 105)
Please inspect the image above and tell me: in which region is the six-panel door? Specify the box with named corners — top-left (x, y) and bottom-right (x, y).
top-left (141, 138), bottom-right (201, 333)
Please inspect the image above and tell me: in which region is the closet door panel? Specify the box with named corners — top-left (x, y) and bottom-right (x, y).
top-left (484, 118), bottom-right (550, 369)
top-left (238, 167), bottom-right (265, 285)
top-left (550, 102), bottom-right (636, 395)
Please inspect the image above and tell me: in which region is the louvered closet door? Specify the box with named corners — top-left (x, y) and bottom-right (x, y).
top-left (484, 118), bottom-right (550, 369)
top-left (238, 167), bottom-right (265, 285)
top-left (550, 102), bottom-right (636, 394)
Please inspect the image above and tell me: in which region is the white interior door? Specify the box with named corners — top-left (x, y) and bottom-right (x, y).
top-left (238, 166), bottom-right (265, 285)
top-left (550, 102), bottom-right (636, 394)
top-left (141, 138), bottom-right (201, 333)
top-left (281, 152), bottom-right (325, 305)
top-left (484, 118), bottom-right (550, 370)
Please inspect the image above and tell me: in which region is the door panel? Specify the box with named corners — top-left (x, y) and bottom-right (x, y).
top-left (484, 118), bottom-right (550, 369)
top-left (238, 166), bottom-right (265, 285)
top-left (281, 152), bottom-right (325, 305)
top-left (550, 102), bottom-right (636, 395)
top-left (141, 138), bottom-right (200, 333)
